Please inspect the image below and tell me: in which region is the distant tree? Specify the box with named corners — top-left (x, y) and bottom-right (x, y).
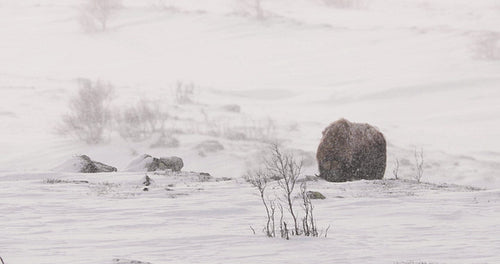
top-left (237, 0), bottom-right (265, 20)
top-left (79, 0), bottom-right (122, 32)
top-left (251, 0), bottom-right (264, 20)
top-left (473, 33), bottom-right (500, 60)
top-left (58, 79), bottom-right (114, 144)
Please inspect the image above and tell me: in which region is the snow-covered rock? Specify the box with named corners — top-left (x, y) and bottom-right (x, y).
top-left (113, 258), bottom-right (151, 264)
top-left (159, 156), bottom-right (184, 172)
top-left (53, 155), bottom-right (117, 173)
top-left (307, 191), bottom-right (326, 199)
top-left (126, 154), bottom-right (183, 172)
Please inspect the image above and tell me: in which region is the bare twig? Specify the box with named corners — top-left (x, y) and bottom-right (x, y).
top-left (325, 225), bottom-right (331, 238)
top-left (245, 168), bottom-right (273, 237)
top-left (278, 203), bottom-right (285, 239)
top-left (414, 148), bottom-right (424, 183)
top-left (267, 143), bottom-right (302, 235)
top-left (300, 182), bottom-right (311, 236)
top-left (393, 159), bottom-right (400, 180)
top-left (269, 199), bottom-right (276, 237)
top-left (283, 222), bottom-right (290, 240)
top-left (309, 199), bottom-right (318, 237)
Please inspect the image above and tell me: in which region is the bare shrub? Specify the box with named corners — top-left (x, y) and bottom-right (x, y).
top-left (246, 144), bottom-right (326, 239)
top-left (115, 100), bottom-right (169, 141)
top-left (43, 179), bottom-right (89, 184)
top-left (115, 105), bottom-right (147, 141)
top-left (267, 143), bottom-right (302, 235)
top-left (79, 0), bottom-right (122, 32)
top-left (277, 203), bottom-right (289, 239)
top-left (245, 168), bottom-right (273, 237)
top-left (175, 81), bottom-right (195, 104)
top-left (223, 117), bottom-right (276, 142)
top-left (300, 182), bottom-right (318, 237)
top-left (150, 134), bottom-right (180, 148)
top-left (44, 178), bottom-right (67, 184)
top-left (196, 140), bottom-right (224, 156)
top-left (323, 0), bottom-right (365, 9)
top-left (200, 111), bottom-right (277, 143)
top-left (113, 258), bottom-right (151, 264)
top-left (58, 79), bottom-right (114, 144)
top-left (251, 117), bottom-right (276, 141)
top-left (414, 148), bottom-right (424, 183)
top-left (155, 0), bottom-right (180, 12)
top-left (236, 0), bottom-right (265, 20)
top-left (473, 33), bottom-right (500, 60)
top-left (221, 104), bottom-right (241, 113)
top-left (393, 159), bottom-right (400, 180)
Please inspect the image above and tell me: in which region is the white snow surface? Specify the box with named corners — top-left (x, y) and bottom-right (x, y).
top-left (52, 155), bottom-right (88, 173)
top-left (1, 0), bottom-right (500, 263)
top-left (125, 154), bottom-right (155, 172)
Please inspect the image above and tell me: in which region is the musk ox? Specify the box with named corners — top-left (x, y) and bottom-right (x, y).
top-left (316, 119), bottom-right (386, 182)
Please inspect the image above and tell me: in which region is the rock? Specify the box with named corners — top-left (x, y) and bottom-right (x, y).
top-left (146, 157), bottom-right (166, 171)
top-left (307, 191), bottom-right (326, 200)
top-left (142, 175), bottom-right (154, 186)
top-left (222, 104), bottom-right (241, 113)
top-left (198, 172), bottom-right (212, 182)
top-left (91, 159), bottom-right (118, 173)
top-left (150, 134), bottom-right (180, 148)
top-left (126, 154), bottom-right (183, 172)
top-left (195, 140), bottom-right (224, 156)
top-left (112, 258), bottom-right (152, 264)
top-left (53, 155), bottom-right (117, 173)
top-left (316, 118), bottom-right (386, 182)
top-left (159, 156), bottom-right (184, 172)
top-left (78, 155), bottom-right (98, 173)
top-left (225, 131), bottom-right (247, 141)
top-left (215, 176), bottom-right (232, 182)
top-left (298, 175), bottom-right (321, 182)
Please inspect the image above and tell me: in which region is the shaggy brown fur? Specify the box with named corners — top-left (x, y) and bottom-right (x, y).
top-left (316, 119), bottom-right (386, 182)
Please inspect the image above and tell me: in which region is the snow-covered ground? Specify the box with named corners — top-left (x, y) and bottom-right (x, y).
top-left (1, 0), bottom-right (499, 263)
top-left (2, 172), bottom-right (499, 264)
